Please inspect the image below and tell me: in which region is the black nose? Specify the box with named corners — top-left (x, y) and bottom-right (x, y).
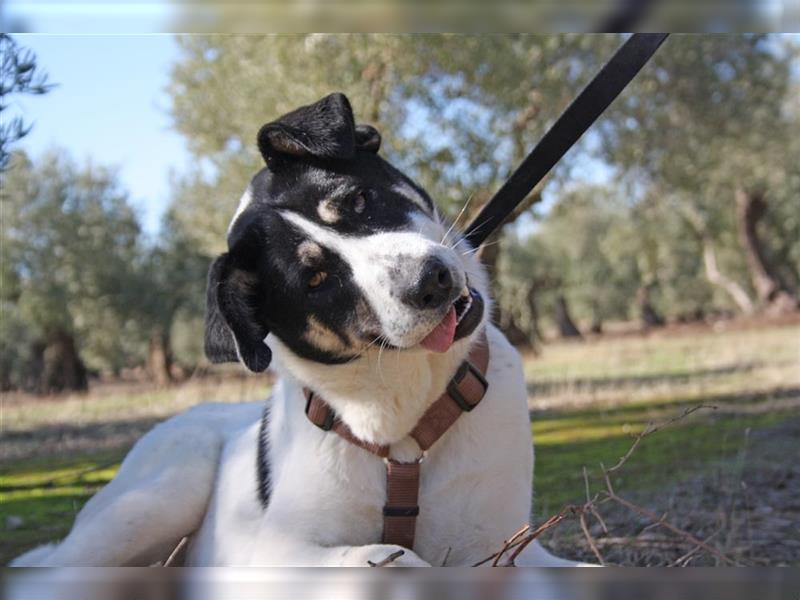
top-left (403, 257), bottom-right (455, 310)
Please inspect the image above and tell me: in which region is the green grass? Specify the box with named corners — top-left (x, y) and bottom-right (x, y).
top-left (533, 409), bottom-right (785, 514)
top-left (527, 322), bottom-right (799, 513)
top-left (0, 452), bottom-right (124, 563)
top-left (1, 321), bottom-right (798, 564)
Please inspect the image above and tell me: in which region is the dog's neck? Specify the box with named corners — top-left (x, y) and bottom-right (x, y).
top-left (271, 335), bottom-right (476, 445)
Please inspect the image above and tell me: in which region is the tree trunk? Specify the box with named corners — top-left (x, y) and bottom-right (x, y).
top-left (588, 301), bottom-right (603, 334)
top-left (526, 285), bottom-right (544, 349)
top-left (554, 295), bottom-right (582, 339)
top-left (362, 59), bottom-right (387, 124)
top-left (41, 331), bottom-right (88, 394)
top-left (589, 318), bottom-right (603, 335)
top-left (147, 326), bottom-right (174, 386)
top-left (636, 284), bottom-right (665, 329)
top-left (735, 188), bottom-right (798, 314)
top-left (701, 236), bottom-right (755, 314)
top-left (478, 239), bottom-right (533, 347)
top-left (498, 312), bottom-right (532, 347)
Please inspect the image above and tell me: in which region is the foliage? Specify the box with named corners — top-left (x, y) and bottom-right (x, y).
top-left (0, 34), bottom-right (54, 171)
top-left (1, 152), bottom-right (142, 385)
top-left (493, 35), bottom-right (799, 337)
top-left (166, 35), bottom-right (620, 252)
top-left (597, 34), bottom-right (800, 306)
top-left (3, 34), bottom-right (799, 390)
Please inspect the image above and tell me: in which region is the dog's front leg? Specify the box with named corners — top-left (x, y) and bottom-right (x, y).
top-left (510, 539), bottom-right (599, 567)
top-left (334, 544), bottom-right (430, 567)
top-left (244, 526), bottom-right (429, 566)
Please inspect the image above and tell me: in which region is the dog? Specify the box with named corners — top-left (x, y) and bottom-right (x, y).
top-left (12, 93), bottom-right (586, 567)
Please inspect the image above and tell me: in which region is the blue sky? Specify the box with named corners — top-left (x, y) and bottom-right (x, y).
top-left (12, 35), bottom-right (190, 236)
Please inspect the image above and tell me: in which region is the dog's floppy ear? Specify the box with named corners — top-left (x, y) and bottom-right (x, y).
top-left (355, 124), bottom-right (381, 153)
top-left (257, 93), bottom-right (357, 166)
top-left (204, 253), bottom-right (272, 373)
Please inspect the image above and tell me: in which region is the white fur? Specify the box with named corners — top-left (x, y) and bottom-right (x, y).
top-left (12, 198), bottom-right (590, 568)
top-left (391, 181), bottom-right (430, 211)
top-left (227, 186), bottom-right (253, 235)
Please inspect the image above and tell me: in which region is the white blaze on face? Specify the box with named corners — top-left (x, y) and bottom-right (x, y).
top-left (279, 211), bottom-right (465, 347)
top-left (391, 182), bottom-right (430, 212)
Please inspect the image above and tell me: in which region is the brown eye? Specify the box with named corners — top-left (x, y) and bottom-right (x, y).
top-left (353, 192), bottom-right (366, 214)
top-left (308, 271), bottom-right (328, 289)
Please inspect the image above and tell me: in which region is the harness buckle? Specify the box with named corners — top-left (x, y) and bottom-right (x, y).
top-left (447, 360), bottom-right (489, 412)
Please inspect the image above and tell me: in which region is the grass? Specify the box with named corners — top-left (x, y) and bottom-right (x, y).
top-left (0, 452), bottom-right (124, 560)
top-left (1, 321), bottom-right (798, 565)
top-left (528, 322), bottom-right (799, 513)
top-left (2, 368), bottom-right (271, 433)
top-left (533, 410), bottom-right (787, 513)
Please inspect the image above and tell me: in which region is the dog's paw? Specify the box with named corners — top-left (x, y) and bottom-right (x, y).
top-left (343, 544), bottom-right (430, 567)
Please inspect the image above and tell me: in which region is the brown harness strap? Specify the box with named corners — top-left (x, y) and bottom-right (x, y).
top-left (305, 392), bottom-right (390, 458)
top-left (304, 330), bottom-right (490, 550)
top-left (382, 460), bottom-right (421, 550)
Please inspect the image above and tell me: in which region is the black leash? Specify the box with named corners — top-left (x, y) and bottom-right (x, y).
top-left (464, 33), bottom-right (669, 249)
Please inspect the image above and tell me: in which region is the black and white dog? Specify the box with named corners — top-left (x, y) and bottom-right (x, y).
top-left (13, 94), bottom-right (585, 567)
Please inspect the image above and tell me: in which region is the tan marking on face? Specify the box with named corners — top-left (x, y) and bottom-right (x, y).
top-left (317, 198), bottom-right (340, 224)
top-left (304, 316), bottom-right (350, 354)
top-left (354, 299), bottom-right (379, 333)
top-left (297, 241), bottom-right (324, 266)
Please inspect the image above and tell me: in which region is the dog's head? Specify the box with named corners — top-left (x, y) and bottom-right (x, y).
top-left (204, 93), bottom-right (487, 373)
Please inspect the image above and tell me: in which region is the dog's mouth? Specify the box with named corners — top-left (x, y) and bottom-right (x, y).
top-left (419, 285), bottom-right (484, 353)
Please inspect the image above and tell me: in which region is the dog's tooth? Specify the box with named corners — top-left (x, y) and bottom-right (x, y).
top-left (456, 295), bottom-right (472, 324)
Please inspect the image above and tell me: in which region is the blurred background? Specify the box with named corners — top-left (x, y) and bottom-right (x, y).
top-left (1, 34), bottom-right (799, 566)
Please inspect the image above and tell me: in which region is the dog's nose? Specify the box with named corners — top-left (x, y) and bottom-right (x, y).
top-left (403, 257), bottom-right (455, 310)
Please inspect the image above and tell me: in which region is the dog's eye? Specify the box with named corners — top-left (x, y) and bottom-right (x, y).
top-left (352, 191), bottom-right (367, 214)
top-left (308, 272), bottom-right (328, 289)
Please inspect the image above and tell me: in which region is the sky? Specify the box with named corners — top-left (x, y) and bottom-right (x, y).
top-left (11, 35), bottom-right (191, 236)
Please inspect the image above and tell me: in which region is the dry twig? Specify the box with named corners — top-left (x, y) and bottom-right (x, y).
top-left (598, 470), bottom-right (738, 566)
top-left (491, 524), bottom-right (532, 566)
top-left (668, 529), bottom-right (722, 567)
top-left (579, 512), bottom-right (605, 565)
top-left (163, 536), bottom-right (189, 567)
top-left (606, 404), bottom-right (717, 474)
top-left (506, 508), bottom-right (575, 565)
top-left (368, 549), bottom-right (405, 567)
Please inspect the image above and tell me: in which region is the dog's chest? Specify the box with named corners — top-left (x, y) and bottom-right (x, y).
top-left (189, 347), bottom-right (533, 566)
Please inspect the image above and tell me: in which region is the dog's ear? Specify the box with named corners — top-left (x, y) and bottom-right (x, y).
top-left (204, 253), bottom-right (272, 373)
top-left (257, 93), bottom-right (357, 166)
top-left (355, 124), bottom-right (381, 153)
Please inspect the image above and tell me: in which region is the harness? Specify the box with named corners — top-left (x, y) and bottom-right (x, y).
top-left (304, 331), bottom-right (490, 549)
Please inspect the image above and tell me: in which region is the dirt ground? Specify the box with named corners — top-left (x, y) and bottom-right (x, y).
top-left (540, 416), bottom-right (800, 566)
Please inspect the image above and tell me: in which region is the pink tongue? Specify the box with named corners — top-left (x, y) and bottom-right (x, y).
top-left (420, 306), bottom-right (457, 353)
